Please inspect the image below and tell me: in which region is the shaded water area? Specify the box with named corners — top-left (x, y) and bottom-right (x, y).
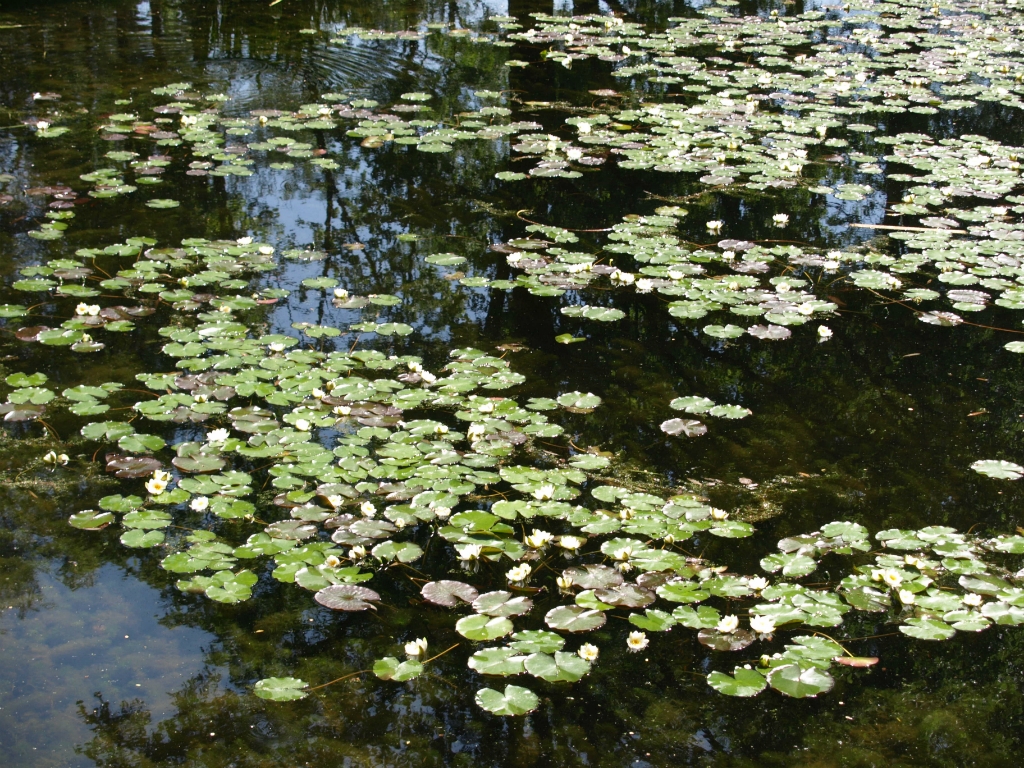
top-left (4, 0), bottom-right (1024, 765)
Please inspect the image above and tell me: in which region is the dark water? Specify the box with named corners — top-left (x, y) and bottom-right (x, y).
top-left (3, 0), bottom-right (1024, 766)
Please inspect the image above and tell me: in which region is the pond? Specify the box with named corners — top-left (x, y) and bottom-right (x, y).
top-left (3, 0), bottom-right (1024, 764)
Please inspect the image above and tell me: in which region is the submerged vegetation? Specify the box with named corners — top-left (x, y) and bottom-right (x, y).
top-left (7, 0), bottom-right (1024, 762)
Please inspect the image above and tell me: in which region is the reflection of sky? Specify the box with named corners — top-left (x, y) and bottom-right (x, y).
top-left (0, 566), bottom-right (221, 768)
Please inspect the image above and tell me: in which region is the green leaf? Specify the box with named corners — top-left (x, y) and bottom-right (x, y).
top-left (523, 651), bottom-right (591, 683)
top-left (254, 677), bottom-right (308, 701)
top-left (456, 614), bottom-right (514, 641)
top-left (468, 648), bottom-right (527, 676)
top-left (474, 685), bottom-right (540, 716)
top-left (767, 664), bottom-right (834, 698)
top-left (707, 667), bottom-right (767, 697)
top-left (899, 618), bottom-right (956, 640)
top-left (373, 656), bottom-right (425, 681)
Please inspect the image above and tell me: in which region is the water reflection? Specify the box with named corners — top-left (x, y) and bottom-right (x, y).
top-left (0, 566), bottom-right (222, 768)
top-left (3, 0), bottom-right (1024, 765)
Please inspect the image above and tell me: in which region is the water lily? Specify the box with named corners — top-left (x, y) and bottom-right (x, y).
top-left (478, 401), bottom-right (494, 414)
top-left (525, 529), bottom-right (554, 548)
top-left (433, 505), bottom-right (451, 520)
top-left (556, 575), bottom-right (574, 591)
top-left (706, 220), bottom-right (724, 233)
top-left (405, 637), bottom-right (428, 657)
top-left (963, 593), bottom-right (984, 607)
top-left (207, 428), bottom-right (230, 443)
top-left (333, 405), bottom-right (351, 416)
top-left (458, 544), bottom-right (483, 561)
top-left (749, 614), bottom-right (776, 636)
top-left (258, 245), bottom-right (275, 255)
top-left (326, 495), bottom-right (344, 509)
top-left (190, 496), bottom-right (209, 512)
top-left (532, 484), bottom-right (555, 501)
top-left (236, 236), bottom-right (253, 245)
top-left (578, 643), bottom-right (599, 662)
top-left (610, 269), bottom-right (635, 285)
top-left (467, 423), bottom-right (486, 442)
top-left (324, 555), bottom-right (342, 569)
top-left (152, 470), bottom-right (172, 483)
top-left (419, 371), bottom-right (437, 384)
top-left (42, 450), bottom-right (69, 466)
top-left (612, 545), bottom-right (633, 561)
top-left (360, 501), bottom-right (376, 518)
top-left (145, 477), bottom-right (168, 495)
top-left (747, 576), bottom-right (769, 592)
top-left (558, 535), bottom-right (584, 551)
top-left (818, 325), bottom-right (833, 341)
top-left (626, 631), bottom-right (649, 652)
top-left (36, 120), bottom-right (50, 131)
top-left (577, 121), bottom-right (591, 134)
top-left (75, 303), bottom-right (100, 316)
top-left (294, 419), bottom-right (311, 431)
top-left (877, 569), bottom-right (902, 588)
top-left (898, 589), bottom-right (916, 604)
top-left (717, 615), bottom-right (740, 634)
top-left (635, 278), bottom-right (654, 293)
top-left (507, 563), bottom-right (532, 582)
top-left (772, 213), bottom-right (789, 227)
top-left (710, 508), bottom-right (729, 521)
top-left (433, 423), bottom-right (448, 435)
top-left (566, 147), bottom-right (583, 161)
top-left (349, 545), bottom-right (367, 559)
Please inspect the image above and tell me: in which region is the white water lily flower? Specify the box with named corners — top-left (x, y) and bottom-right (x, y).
top-left (772, 213), bottom-right (790, 226)
top-left (433, 506), bottom-right (451, 520)
top-left (152, 469), bottom-right (172, 483)
top-left (898, 589), bottom-right (916, 604)
top-left (559, 535), bottom-right (584, 551)
top-left (333, 287), bottom-right (349, 299)
top-left (258, 245), bottom-right (275, 255)
top-left (525, 529), bottom-right (554, 548)
top-left (566, 147), bottom-right (583, 161)
top-left (333, 405), bottom-right (351, 416)
top-left (963, 593), bottom-right (984, 607)
top-left (236, 236), bottom-right (253, 245)
top-left (405, 638), bottom-right (428, 657)
top-left (407, 361), bottom-right (422, 372)
top-left (507, 563), bottom-right (532, 582)
top-left (717, 615), bottom-right (740, 634)
top-left (323, 555), bottom-right (342, 569)
top-left (294, 419), bottom-right (311, 431)
top-left (207, 428), bottom-right (230, 443)
top-left (43, 450), bottom-right (68, 466)
top-left (881, 569), bottom-right (903, 588)
top-left (419, 371), bottom-right (437, 384)
top-left (706, 220), bottom-right (724, 233)
top-left (635, 278), bottom-right (655, 294)
top-left (818, 325), bottom-right (833, 341)
top-left (711, 508), bottom-right (729, 521)
top-left (610, 270), bottom-right (635, 285)
top-left (458, 544), bottom-right (483, 561)
top-left (433, 423), bottom-right (448, 435)
top-left (613, 545), bottom-right (633, 561)
top-left (577, 122), bottom-right (591, 134)
top-left (532, 484), bottom-right (556, 501)
top-left (556, 575), bottom-right (574, 590)
top-left (478, 401), bottom-right (494, 414)
top-left (359, 501), bottom-right (376, 518)
top-left (626, 631), bottom-right (649, 652)
top-left (145, 477), bottom-right (168, 495)
top-left (578, 643), bottom-right (599, 662)
top-left (311, 388), bottom-right (325, 399)
top-left (36, 120), bottom-right (50, 131)
top-left (349, 545), bottom-right (367, 559)
top-left (748, 576), bottom-right (769, 592)
top-left (326, 495), bottom-right (344, 509)
top-left (467, 423), bottom-right (486, 442)
top-left (190, 496), bottom-right (209, 512)
top-left (749, 615), bottom-right (776, 635)
top-left (268, 342), bottom-right (285, 352)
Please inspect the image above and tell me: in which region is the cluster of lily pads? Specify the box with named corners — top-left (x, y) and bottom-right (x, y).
top-left (0, 232), bottom-right (1015, 713)
top-left (10, 0), bottom-right (1024, 721)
